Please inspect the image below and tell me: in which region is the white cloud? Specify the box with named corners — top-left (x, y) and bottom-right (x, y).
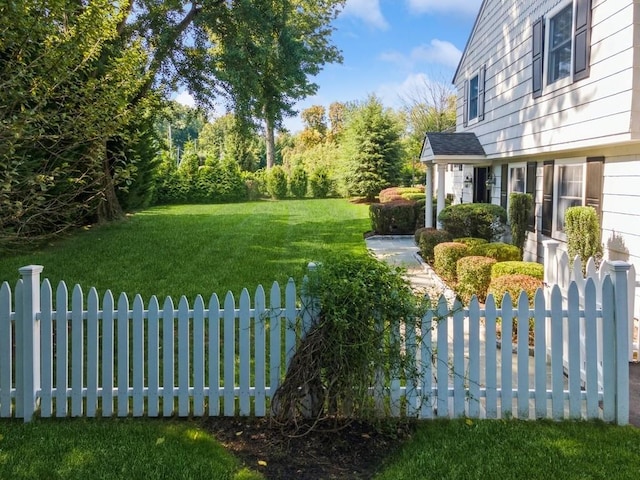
top-left (406, 0), bottom-right (482, 15)
top-left (340, 0), bottom-right (389, 30)
top-left (174, 90), bottom-right (196, 107)
top-left (376, 73), bottom-right (431, 108)
top-left (380, 39), bottom-right (462, 70)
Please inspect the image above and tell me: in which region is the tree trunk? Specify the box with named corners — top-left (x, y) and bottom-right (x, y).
top-left (97, 147), bottom-right (123, 223)
top-left (265, 116), bottom-right (275, 169)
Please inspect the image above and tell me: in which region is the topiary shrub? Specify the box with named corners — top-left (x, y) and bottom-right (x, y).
top-left (509, 192), bottom-right (533, 254)
top-left (417, 228), bottom-right (453, 264)
top-left (266, 165), bottom-right (288, 199)
top-left (289, 165), bottom-right (308, 198)
top-left (437, 203), bottom-right (507, 241)
top-left (433, 242), bottom-right (469, 283)
top-left (453, 237), bottom-right (488, 248)
top-left (456, 256), bottom-right (497, 303)
top-left (369, 201), bottom-right (416, 235)
top-left (564, 206), bottom-right (602, 268)
top-left (470, 242), bottom-right (521, 262)
top-left (491, 261), bottom-right (543, 280)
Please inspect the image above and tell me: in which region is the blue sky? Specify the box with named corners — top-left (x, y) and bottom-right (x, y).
top-left (175, 0), bottom-right (482, 132)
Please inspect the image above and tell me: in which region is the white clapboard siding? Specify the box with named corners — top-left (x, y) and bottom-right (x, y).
top-left (0, 264), bottom-right (632, 425)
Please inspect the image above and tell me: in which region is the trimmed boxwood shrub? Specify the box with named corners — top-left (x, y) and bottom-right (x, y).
top-left (456, 256), bottom-right (497, 304)
top-left (379, 186), bottom-right (425, 203)
top-left (565, 206), bottom-right (602, 267)
top-left (453, 237), bottom-right (488, 248)
top-left (470, 242), bottom-right (521, 262)
top-left (370, 201), bottom-right (416, 235)
top-left (417, 228), bottom-right (453, 264)
top-left (289, 165), bottom-right (308, 198)
top-left (437, 203), bottom-right (507, 241)
top-left (266, 165), bottom-right (288, 199)
top-left (488, 274), bottom-right (542, 308)
top-left (492, 261), bottom-right (543, 280)
top-left (433, 242), bottom-right (469, 283)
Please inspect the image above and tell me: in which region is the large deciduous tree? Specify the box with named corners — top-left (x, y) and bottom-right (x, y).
top-left (211, 0), bottom-right (345, 168)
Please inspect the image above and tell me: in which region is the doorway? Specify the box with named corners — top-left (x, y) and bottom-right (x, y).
top-left (473, 167), bottom-right (491, 203)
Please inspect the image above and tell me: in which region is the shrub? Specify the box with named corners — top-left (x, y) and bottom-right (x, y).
top-left (401, 192), bottom-right (426, 202)
top-left (379, 186), bottom-right (424, 203)
top-left (509, 193), bottom-right (533, 254)
top-left (492, 261), bottom-right (544, 280)
top-left (414, 199), bottom-right (426, 230)
top-left (433, 242), bottom-right (469, 283)
top-left (456, 256), bottom-right (497, 303)
top-left (417, 228), bottom-right (453, 263)
top-left (309, 166), bottom-right (332, 198)
top-left (437, 203), bottom-right (507, 241)
top-left (565, 206), bottom-right (602, 267)
top-left (266, 166), bottom-right (288, 199)
top-left (242, 169), bottom-right (267, 200)
top-left (488, 274), bottom-right (542, 308)
top-left (453, 237), bottom-right (488, 248)
top-left (289, 165), bottom-right (308, 198)
top-left (470, 242), bottom-right (521, 262)
top-left (369, 201), bottom-right (416, 235)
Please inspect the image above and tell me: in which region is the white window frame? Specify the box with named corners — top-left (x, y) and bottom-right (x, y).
top-left (543, 0), bottom-right (575, 92)
top-left (552, 158), bottom-right (586, 239)
top-left (467, 72), bottom-right (480, 125)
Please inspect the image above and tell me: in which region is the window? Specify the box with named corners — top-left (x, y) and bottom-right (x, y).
top-left (509, 166), bottom-right (525, 194)
top-left (547, 5), bottom-right (573, 84)
top-left (531, 0), bottom-right (592, 98)
top-left (554, 163), bottom-right (583, 233)
top-left (468, 75), bottom-right (479, 121)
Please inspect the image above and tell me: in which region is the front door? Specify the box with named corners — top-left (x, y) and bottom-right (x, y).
top-left (473, 167), bottom-right (491, 203)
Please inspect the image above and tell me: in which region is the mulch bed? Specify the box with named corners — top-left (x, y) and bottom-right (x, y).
top-left (201, 416), bottom-right (412, 479)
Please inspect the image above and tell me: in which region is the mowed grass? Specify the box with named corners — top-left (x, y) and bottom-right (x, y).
top-left (0, 418), bottom-right (263, 480)
top-left (376, 419), bottom-right (640, 480)
top-left (0, 199), bottom-right (370, 302)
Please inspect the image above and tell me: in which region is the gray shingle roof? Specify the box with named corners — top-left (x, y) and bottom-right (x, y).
top-left (424, 132), bottom-right (486, 156)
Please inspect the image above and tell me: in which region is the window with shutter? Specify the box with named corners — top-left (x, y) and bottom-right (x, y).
top-left (526, 162), bottom-right (537, 231)
top-left (573, 0), bottom-right (592, 80)
top-left (500, 164), bottom-right (508, 209)
top-left (541, 160), bottom-right (555, 236)
top-left (585, 156), bottom-right (604, 219)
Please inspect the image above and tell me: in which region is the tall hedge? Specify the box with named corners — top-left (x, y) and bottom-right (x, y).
top-left (370, 201), bottom-right (416, 235)
top-left (437, 203), bottom-right (507, 241)
top-left (509, 193), bottom-right (533, 254)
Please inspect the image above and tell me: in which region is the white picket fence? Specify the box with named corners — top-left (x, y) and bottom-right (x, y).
top-left (543, 240), bottom-right (638, 362)
top-left (0, 263), bottom-right (632, 424)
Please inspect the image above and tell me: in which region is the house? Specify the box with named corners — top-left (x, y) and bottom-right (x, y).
top-left (420, 0), bottom-right (640, 318)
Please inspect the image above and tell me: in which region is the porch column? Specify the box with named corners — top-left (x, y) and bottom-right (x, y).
top-left (425, 163), bottom-right (433, 228)
top-left (436, 164), bottom-right (446, 229)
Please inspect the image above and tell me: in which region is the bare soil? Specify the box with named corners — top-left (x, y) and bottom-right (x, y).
top-left (202, 417), bottom-right (412, 479)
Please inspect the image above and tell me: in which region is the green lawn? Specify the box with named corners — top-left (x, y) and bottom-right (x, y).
top-left (0, 199), bottom-right (370, 301)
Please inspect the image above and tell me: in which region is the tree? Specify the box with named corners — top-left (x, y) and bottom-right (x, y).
top-left (211, 0), bottom-right (345, 168)
top-left (342, 96), bottom-right (403, 201)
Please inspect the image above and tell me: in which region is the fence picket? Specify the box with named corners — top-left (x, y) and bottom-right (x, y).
top-left (254, 286), bottom-right (267, 417)
top-left (452, 298), bottom-right (465, 418)
top-left (550, 286), bottom-right (564, 420)
top-left (420, 309), bottom-right (434, 419)
top-left (55, 281), bottom-right (68, 417)
top-left (223, 291), bottom-right (235, 416)
top-left (147, 296), bottom-right (160, 417)
top-left (405, 314), bottom-right (419, 417)
top-left (162, 296), bottom-right (175, 417)
top-left (193, 295), bottom-right (205, 417)
top-left (584, 279), bottom-right (599, 418)
top-left (239, 289), bottom-right (251, 416)
top-left (567, 283), bottom-right (581, 419)
top-left (484, 295), bottom-right (498, 418)
top-left (178, 296), bottom-right (190, 417)
top-left (0, 282), bottom-right (12, 417)
top-left (436, 295), bottom-right (449, 418)
top-left (102, 291), bottom-right (115, 416)
top-left (86, 287), bottom-right (99, 417)
top-left (517, 291), bottom-right (530, 419)
top-left (132, 295), bottom-right (145, 417)
top-left (533, 289), bottom-right (547, 419)
top-left (390, 318), bottom-right (401, 417)
top-left (117, 293), bottom-right (129, 417)
top-left (269, 283), bottom-right (281, 403)
top-left (501, 293), bottom-right (513, 418)
top-left (208, 294), bottom-right (221, 416)
top-left (467, 297), bottom-right (480, 418)
top-left (71, 285), bottom-right (84, 417)
top-left (40, 280), bottom-right (53, 418)
top-left (602, 276), bottom-right (616, 422)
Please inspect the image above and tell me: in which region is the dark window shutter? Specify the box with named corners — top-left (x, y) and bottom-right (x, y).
top-left (573, 0), bottom-right (592, 81)
top-left (532, 17), bottom-right (544, 98)
top-left (541, 160), bottom-right (554, 236)
top-left (500, 164), bottom-right (508, 210)
top-left (585, 156), bottom-right (603, 220)
top-left (478, 64), bottom-right (486, 121)
top-left (526, 162), bottom-right (537, 231)
top-left (463, 79), bottom-right (469, 127)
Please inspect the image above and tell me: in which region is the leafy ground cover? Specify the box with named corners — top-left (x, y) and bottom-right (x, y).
top-left (0, 199), bottom-right (369, 301)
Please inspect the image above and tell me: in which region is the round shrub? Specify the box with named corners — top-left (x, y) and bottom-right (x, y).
top-left (369, 201), bottom-right (416, 235)
top-left (491, 261), bottom-right (543, 280)
top-left (417, 228), bottom-right (453, 264)
top-left (437, 203), bottom-right (507, 241)
top-left (470, 242), bottom-right (521, 262)
top-left (266, 166), bottom-right (288, 199)
top-left (433, 242), bottom-right (469, 283)
top-left (289, 165), bottom-right (308, 198)
top-left (453, 237), bottom-right (488, 248)
top-left (487, 274), bottom-right (542, 308)
top-left (456, 256), bottom-right (497, 304)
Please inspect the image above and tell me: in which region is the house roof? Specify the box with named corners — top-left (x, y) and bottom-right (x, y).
top-left (419, 132), bottom-right (486, 163)
top-left (452, 1), bottom-right (488, 84)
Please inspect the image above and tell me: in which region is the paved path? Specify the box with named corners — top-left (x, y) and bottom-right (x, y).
top-left (365, 235), bottom-right (640, 426)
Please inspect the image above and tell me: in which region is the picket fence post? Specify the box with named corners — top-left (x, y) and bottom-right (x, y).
top-left (542, 240), bottom-right (560, 287)
top-left (17, 265), bottom-right (43, 422)
top-left (610, 261), bottom-right (631, 425)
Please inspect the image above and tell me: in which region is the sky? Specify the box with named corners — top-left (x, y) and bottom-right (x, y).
top-left (174, 0), bottom-right (483, 133)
